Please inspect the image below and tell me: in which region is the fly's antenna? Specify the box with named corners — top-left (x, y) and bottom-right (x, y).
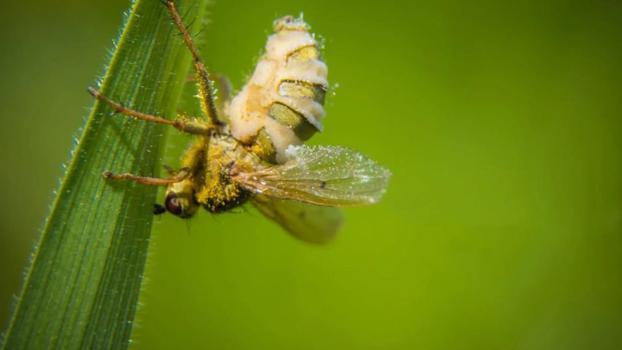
top-left (164, 0), bottom-right (224, 128)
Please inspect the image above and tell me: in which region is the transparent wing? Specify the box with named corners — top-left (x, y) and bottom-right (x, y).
top-left (252, 195), bottom-right (343, 244)
top-left (235, 145), bottom-right (391, 207)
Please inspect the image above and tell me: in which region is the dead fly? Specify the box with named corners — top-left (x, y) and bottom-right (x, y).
top-left (89, 0), bottom-right (391, 243)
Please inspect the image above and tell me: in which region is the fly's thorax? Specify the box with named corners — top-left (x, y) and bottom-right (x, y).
top-left (226, 15), bottom-right (328, 164)
top-left (194, 135), bottom-right (255, 213)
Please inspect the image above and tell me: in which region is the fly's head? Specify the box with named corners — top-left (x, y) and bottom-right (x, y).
top-left (161, 179), bottom-right (199, 218)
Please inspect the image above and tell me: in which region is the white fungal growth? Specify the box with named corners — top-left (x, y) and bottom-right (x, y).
top-left (226, 15), bottom-right (328, 162)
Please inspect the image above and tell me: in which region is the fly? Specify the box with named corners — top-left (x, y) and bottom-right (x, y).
top-left (88, 0), bottom-right (391, 243)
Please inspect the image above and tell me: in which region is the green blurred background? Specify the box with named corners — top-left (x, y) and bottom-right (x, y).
top-left (1, 0), bottom-right (621, 349)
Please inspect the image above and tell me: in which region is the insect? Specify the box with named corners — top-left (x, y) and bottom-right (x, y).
top-left (89, 0), bottom-right (391, 243)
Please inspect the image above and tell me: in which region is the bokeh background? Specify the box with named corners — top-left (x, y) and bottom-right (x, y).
top-left (1, 0), bottom-right (621, 349)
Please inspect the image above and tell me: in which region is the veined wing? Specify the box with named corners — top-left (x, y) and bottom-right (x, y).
top-left (234, 145), bottom-right (391, 207)
top-left (252, 195), bottom-right (343, 244)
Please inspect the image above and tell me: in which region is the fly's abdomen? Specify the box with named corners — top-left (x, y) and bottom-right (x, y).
top-left (227, 16), bottom-right (328, 163)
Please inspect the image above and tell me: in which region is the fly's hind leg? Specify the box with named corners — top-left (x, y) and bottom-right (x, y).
top-left (88, 87), bottom-right (211, 135)
top-left (183, 72), bottom-right (232, 118)
top-left (185, 73), bottom-right (233, 100)
top-left (209, 73), bottom-right (233, 119)
top-left (103, 167), bottom-right (191, 186)
top-left (213, 73), bottom-right (233, 118)
top-left (164, 0), bottom-right (224, 128)
top-left (211, 73), bottom-right (233, 103)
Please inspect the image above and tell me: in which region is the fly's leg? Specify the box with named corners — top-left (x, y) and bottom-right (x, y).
top-left (88, 87), bottom-right (210, 135)
top-left (184, 72), bottom-right (232, 101)
top-left (102, 167), bottom-right (191, 186)
top-left (162, 164), bottom-right (177, 175)
top-left (183, 72), bottom-right (232, 117)
top-left (211, 73), bottom-right (233, 118)
top-left (211, 73), bottom-right (233, 104)
top-left (164, 0), bottom-right (224, 128)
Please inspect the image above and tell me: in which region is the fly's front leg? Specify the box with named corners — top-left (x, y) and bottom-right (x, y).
top-left (88, 87), bottom-right (211, 135)
top-left (103, 167), bottom-right (191, 186)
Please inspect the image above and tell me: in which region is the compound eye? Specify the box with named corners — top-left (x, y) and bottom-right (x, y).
top-left (164, 194), bottom-right (183, 216)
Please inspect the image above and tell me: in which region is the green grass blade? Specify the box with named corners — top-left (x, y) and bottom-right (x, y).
top-left (1, 0), bottom-right (207, 348)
